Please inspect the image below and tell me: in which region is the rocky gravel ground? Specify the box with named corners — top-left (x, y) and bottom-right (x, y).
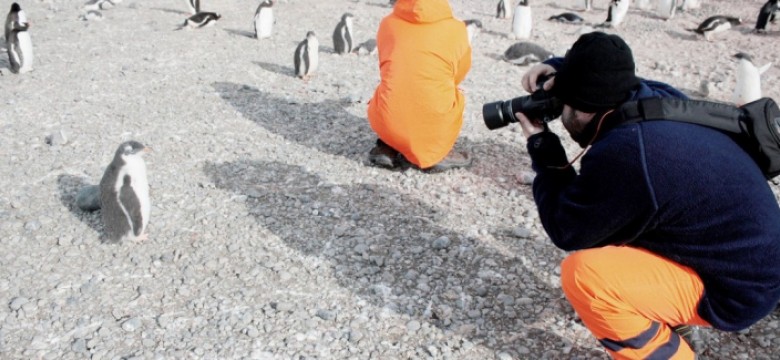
top-left (0, 0), bottom-right (778, 359)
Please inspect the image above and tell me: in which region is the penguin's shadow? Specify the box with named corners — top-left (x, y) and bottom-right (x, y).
top-left (665, 29), bottom-right (699, 41)
top-left (56, 174), bottom-right (103, 236)
top-left (224, 28), bottom-right (256, 39)
top-left (253, 61), bottom-right (295, 77)
top-left (204, 159), bottom-right (602, 357)
top-left (486, 52), bottom-right (505, 62)
top-left (150, 7), bottom-right (189, 15)
top-left (480, 28), bottom-right (507, 38)
top-left (363, 1), bottom-right (393, 8)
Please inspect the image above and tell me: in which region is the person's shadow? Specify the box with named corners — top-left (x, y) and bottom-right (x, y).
top-left (213, 82), bottom-right (376, 162)
top-left (205, 159), bottom-right (606, 357)
top-left (213, 81), bottom-right (534, 189)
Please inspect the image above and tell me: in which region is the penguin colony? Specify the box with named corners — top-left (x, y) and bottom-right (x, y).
top-left (7, 0), bottom-right (776, 244)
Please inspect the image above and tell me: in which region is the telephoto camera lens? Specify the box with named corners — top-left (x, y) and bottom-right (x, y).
top-left (482, 74), bottom-right (564, 130)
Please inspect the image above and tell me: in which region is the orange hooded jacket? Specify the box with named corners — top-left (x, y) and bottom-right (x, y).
top-left (367, 0), bottom-right (472, 168)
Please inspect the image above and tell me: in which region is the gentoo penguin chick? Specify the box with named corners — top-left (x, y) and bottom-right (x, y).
top-left (352, 39), bottom-right (377, 56)
top-left (511, 0), bottom-right (532, 39)
top-left (656, 0), bottom-right (677, 20)
top-left (548, 12), bottom-right (584, 23)
top-left (179, 12), bottom-right (221, 30)
top-left (732, 53), bottom-right (772, 106)
top-left (502, 41), bottom-right (553, 66)
top-left (5, 3), bottom-right (33, 74)
top-left (332, 13), bottom-right (354, 55)
top-left (598, 0), bottom-right (630, 28)
top-left (99, 141), bottom-right (151, 243)
top-left (496, 0), bottom-right (511, 19)
top-left (294, 31), bottom-right (319, 80)
top-left (689, 16), bottom-right (741, 41)
top-left (185, 0), bottom-right (200, 15)
top-left (463, 19), bottom-right (482, 45)
top-left (754, 0), bottom-right (779, 34)
top-left (253, 0), bottom-right (274, 39)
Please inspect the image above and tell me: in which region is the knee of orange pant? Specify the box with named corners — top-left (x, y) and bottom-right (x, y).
top-left (561, 251), bottom-right (590, 300)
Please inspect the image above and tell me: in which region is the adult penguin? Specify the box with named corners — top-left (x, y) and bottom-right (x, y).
top-left (512, 0), bottom-right (533, 39)
top-left (5, 3), bottom-right (33, 74)
top-left (253, 0), bottom-right (274, 39)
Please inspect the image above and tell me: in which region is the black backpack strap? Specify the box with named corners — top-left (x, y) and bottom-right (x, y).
top-left (616, 97), bottom-right (748, 135)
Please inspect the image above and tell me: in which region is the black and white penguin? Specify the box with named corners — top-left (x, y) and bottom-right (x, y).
top-left (511, 0), bottom-right (532, 39)
top-left (99, 141), bottom-right (151, 243)
top-left (502, 41), bottom-right (553, 66)
top-left (656, 0), bottom-right (677, 20)
top-left (185, 0), bottom-right (200, 15)
top-left (253, 0), bottom-right (274, 39)
top-left (732, 52), bottom-right (772, 106)
top-left (352, 39), bottom-right (377, 56)
top-left (332, 13), bottom-right (354, 55)
top-left (294, 31), bottom-right (319, 80)
top-left (599, 0), bottom-right (630, 28)
top-left (754, 0), bottom-right (779, 33)
top-left (179, 12), bottom-right (221, 30)
top-left (5, 3), bottom-right (33, 74)
top-left (689, 15), bottom-right (741, 41)
top-left (496, 0), bottom-right (511, 19)
top-left (548, 12), bottom-right (584, 23)
top-left (463, 19), bottom-right (482, 45)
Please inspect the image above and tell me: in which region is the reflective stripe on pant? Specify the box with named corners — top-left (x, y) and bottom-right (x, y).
top-left (561, 246), bottom-right (710, 360)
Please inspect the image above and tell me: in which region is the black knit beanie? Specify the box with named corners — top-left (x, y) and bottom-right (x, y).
top-left (552, 32), bottom-right (640, 113)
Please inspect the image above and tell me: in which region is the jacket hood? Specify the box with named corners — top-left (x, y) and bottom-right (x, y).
top-left (393, 0), bottom-right (454, 24)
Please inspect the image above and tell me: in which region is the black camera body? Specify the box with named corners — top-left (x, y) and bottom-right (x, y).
top-left (482, 75), bottom-right (564, 130)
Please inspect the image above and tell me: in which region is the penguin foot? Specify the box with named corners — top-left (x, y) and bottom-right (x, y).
top-left (132, 233), bottom-right (149, 243)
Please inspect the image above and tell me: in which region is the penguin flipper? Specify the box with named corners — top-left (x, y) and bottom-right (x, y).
top-left (119, 175), bottom-right (145, 237)
top-left (758, 62), bottom-right (773, 75)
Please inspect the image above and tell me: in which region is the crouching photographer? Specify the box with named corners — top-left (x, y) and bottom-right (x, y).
top-left (508, 32), bottom-right (780, 359)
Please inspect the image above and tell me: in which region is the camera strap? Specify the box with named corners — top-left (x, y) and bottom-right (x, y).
top-left (614, 97), bottom-right (780, 180)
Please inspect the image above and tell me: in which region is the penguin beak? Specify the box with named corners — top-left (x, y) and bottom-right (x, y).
top-left (143, 147), bottom-right (152, 154)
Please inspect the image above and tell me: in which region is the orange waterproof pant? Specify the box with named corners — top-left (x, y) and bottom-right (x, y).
top-left (561, 246), bottom-right (710, 360)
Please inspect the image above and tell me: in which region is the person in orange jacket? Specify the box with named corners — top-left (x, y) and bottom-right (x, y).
top-left (367, 0), bottom-right (472, 172)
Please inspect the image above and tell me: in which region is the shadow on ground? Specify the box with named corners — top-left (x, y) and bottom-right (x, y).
top-left (205, 159), bottom-right (603, 357)
top-left (213, 82), bottom-right (376, 162)
top-left (213, 82), bottom-right (534, 190)
top-left (56, 174), bottom-right (103, 237)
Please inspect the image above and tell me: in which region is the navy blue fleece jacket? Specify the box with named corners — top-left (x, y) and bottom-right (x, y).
top-left (528, 60), bottom-right (780, 331)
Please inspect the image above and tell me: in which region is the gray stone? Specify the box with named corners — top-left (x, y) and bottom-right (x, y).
top-left (9, 297), bottom-right (28, 311)
top-left (432, 236), bottom-right (451, 250)
top-left (406, 320), bottom-right (421, 333)
top-left (122, 317), bottom-right (141, 332)
top-left (315, 309), bottom-right (336, 321)
top-left (76, 185), bottom-right (101, 212)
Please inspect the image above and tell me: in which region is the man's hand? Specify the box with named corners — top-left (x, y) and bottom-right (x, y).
top-left (515, 111), bottom-right (546, 139)
top-left (521, 63), bottom-right (556, 93)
